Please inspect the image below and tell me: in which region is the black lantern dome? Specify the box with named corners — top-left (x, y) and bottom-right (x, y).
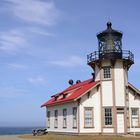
top-left (97, 22), bottom-right (123, 60)
top-left (87, 22), bottom-right (134, 70)
top-left (97, 22), bottom-right (122, 39)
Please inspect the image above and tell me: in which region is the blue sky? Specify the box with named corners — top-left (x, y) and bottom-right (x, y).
top-left (0, 0), bottom-right (140, 127)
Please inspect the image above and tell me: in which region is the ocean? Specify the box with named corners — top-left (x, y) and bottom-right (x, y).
top-left (0, 127), bottom-right (44, 135)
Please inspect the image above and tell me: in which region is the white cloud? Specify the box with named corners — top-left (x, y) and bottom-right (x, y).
top-left (27, 27), bottom-right (54, 36)
top-left (0, 0), bottom-right (59, 53)
top-left (0, 86), bottom-right (29, 98)
top-left (0, 34), bottom-right (24, 44)
top-left (0, 26), bottom-right (54, 53)
top-left (0, 30), bottom-right (26, 53)
top-left (50, 56), bottom-right (85, 67)
top-left (8, 63), bottom-right (27, 70)
top-left (28, 76), bottom-right (47, 85)
top-left (5, 0), bottom-right (59, 26)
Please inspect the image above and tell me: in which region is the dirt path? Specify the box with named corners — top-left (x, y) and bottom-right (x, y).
top-left (0, 135), bottom-right (40, 140)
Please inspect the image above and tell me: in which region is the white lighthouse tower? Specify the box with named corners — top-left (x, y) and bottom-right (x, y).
top-left (87, 22), bottom-right (134, 134)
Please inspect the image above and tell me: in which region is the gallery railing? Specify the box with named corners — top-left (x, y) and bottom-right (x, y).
top-left (87, 50), bottom-right (134, 64)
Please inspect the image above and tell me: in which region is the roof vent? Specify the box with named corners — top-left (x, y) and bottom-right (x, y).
top-left (92, 73), bottom-right (95, 81)
top-left (76, 80), bottom-right (81, 84)
top-left (68, 79), bottom-right (74, 85)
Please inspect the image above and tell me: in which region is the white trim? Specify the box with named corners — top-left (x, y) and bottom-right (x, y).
top-left (74, 82), bottom-right (100, 101)
top-left (128, 83), bottom-right (140, 95)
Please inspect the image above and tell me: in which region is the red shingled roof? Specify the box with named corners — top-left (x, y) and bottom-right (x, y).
top-left (41, 79), bottom-right (100, 107)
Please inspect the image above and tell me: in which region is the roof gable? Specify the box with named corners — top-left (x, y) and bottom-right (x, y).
top-left (41, 79), bottom-right (100, 107)
top-left (128, 83), bottom-right (140, 95)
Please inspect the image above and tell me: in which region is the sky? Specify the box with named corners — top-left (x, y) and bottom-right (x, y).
top-left (0, 0), bottom-right (140, 127)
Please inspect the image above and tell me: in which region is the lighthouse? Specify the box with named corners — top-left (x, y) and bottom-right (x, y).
top-left (87, 22), bottom-right (134, 134)
top-left (42, 22), bottom-right (140, 135)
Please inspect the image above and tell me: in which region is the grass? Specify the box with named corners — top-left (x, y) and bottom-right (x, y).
top-left (19, 134), bottom-right (140, 140)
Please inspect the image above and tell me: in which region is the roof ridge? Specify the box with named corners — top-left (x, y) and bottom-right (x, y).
top-left (62, 78), bottom-right (93, 92)
top-left (51, 78), bottom-right (93, 98)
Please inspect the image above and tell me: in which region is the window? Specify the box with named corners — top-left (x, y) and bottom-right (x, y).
top-left (103, 66), bottom-right (111, 79)
top-left (104, 108), bottom-right (112, 126)
top-left (54, 110), bottom-right (58, 128)
top-left (127, 108), bottom-right (130, 126)
top-left (84, 107), bottom-right (93, 127)
top-left (47, 111), bottom-right (50, 128)
top-left (73, 107), bottom-right (77, 128)
top-left (63, 94), bottom-right (67, 99)
top-left (63, 109), bottom-right (67, 128)
top-left (132, 108), bottom-right (138, 115)
top-left (131, 108), bottom-right (139, 127)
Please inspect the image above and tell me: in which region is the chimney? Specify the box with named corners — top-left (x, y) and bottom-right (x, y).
top-left (92, 73), bottom-right (95, 81)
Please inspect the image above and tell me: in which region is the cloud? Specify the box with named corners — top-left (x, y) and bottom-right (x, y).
top-left (0, 30), bottom-right (26, 53)
top-left (0, 26), bottom-right (54, 53)
top-left (0, 86), bottom-right (29, 98)
top-left (27, 27), bottom-right (54, 36)
top-left (8, 63), bottom-right (27, 70)
top-left (50, 56), bottom-right (85, 67)
top-left (28, 76), bottom-right (47, 85)
top-left (0, 0), bottom-right (59, 53)
top-left (5, 0), bottom-right (59, 26)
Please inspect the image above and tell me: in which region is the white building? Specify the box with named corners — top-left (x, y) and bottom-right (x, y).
top-left (41, 22), bottom-right (140, 134)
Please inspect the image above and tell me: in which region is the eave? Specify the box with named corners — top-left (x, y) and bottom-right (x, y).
top-left (74, 82), bottom-right (100, 101)
top-left (128, 83), bottom-right (140, 95)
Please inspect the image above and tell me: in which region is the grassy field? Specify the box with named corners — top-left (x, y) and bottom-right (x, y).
top-left (19, 134), bottom-right (140, 140)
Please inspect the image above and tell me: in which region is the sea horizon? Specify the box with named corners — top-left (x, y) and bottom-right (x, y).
top-left (0, 126), bottom-right (45, 135)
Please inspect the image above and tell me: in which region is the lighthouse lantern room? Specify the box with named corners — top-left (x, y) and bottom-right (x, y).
top-left (87, 22), bottom-right (134, 72)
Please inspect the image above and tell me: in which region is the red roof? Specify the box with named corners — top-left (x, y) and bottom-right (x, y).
top-left (41, 79), bottom-right (100, 107)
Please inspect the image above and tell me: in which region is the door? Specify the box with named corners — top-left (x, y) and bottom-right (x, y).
top-left (117, 113), bottom-right (124, 133)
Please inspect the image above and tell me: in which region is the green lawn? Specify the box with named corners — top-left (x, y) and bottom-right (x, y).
top-left (19, 134), bottom-right (140, 140)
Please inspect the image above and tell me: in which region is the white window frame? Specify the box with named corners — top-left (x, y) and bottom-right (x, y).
top-left (47, 111), bottom-right (50, 128)
top-left (54, 110), bottom-right (58, 128)
top-left (84, 107), bottom-right (94, 128)
top-left (131, 108), bottom-right (139, 127)
top-left (63, 109), bottom-right (67, 128)
top-left (73, 107), bottom-right (77, 128)
top-left (104, 107), bottom-right (112, 126)
top-left (103, 66), bottom-right (111, 79)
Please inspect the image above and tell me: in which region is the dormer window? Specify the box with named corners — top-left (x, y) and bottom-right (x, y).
top-left (103, 66), bottom-right (111, 79)
top-left (54, 96), bottom-right (58, 101)
top-left (63, 94), bottom-right (67, 99)
top-left (51, 94), bottom-right (59, 101)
